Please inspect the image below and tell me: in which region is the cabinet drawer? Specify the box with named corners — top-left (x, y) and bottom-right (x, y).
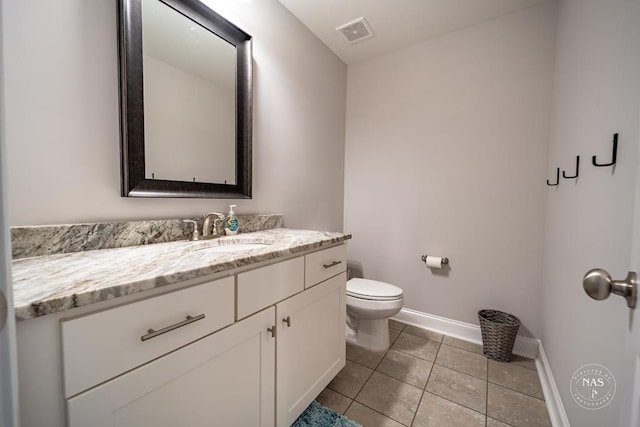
top-left (61, 276), bottom-right (234, 397)
top-left (304, 245), bottom-right (346, 288)
top-left (237, 257), bottom-right (304, 319)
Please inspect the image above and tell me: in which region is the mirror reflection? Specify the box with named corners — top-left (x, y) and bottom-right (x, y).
top-left (142, 0), bottom-right (237, 184)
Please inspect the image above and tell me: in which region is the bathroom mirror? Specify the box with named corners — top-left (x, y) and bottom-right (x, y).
top-left (118, 0), bottom-right (252, 198)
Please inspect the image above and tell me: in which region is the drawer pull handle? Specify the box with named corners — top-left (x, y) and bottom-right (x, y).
top-left (141, 314), bottom-right (206, 342)
top-left (283, 316), bottom-right (291, 327)
top-left (323, 260), bottom-right (342, 269)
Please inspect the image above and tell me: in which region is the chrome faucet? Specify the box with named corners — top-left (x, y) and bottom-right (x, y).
top-left (202, 212), bottom-right (225, 238)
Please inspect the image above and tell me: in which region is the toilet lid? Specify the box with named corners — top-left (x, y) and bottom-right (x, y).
top-left (347, 278), bottom-right (403, 300)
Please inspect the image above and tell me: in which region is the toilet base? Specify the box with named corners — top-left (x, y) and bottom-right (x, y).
top-left (345, 318), bottom-right (390, 352)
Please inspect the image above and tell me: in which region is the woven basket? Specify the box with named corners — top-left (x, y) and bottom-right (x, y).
top-left (478, 309), bottom-right (520, 362)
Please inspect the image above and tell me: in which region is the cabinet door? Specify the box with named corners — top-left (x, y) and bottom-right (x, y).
top-left (276, 272), bottom-right (346, 427)
top-left (68, 307), bottom-right (275, 427)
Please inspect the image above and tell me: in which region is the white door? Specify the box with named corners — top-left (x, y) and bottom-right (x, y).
top-left (625, 135), bottom-right (640, 426)
top-left (581, 131), bottom-right (640, 426)
top-left (578, 118), bottom-right (640, 427)
top-left (541, 0), bottom-right (640, 425)
top-left (0, 1), bottom-right (20, 424)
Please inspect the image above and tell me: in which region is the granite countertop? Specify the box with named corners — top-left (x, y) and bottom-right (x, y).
top-left (12, 228), bottom-right (350, 321)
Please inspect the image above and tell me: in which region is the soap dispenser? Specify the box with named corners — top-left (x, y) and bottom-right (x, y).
top-left (224, 205), bottom-right (239, 235)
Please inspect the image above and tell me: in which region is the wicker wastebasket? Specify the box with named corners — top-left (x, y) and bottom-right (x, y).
top-left (478, 309), bottom-right (520, 362)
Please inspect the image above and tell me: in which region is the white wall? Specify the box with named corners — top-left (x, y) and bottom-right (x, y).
top-left (1, 0), bottom-right (346, 231)
top-left (541, 0), bottom-right (640, 425)
top-left (344, 2), bottom-right (556, 337)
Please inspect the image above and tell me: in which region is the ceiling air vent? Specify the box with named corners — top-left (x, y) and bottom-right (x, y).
top-left (336, 17), bottom-right (375, 44)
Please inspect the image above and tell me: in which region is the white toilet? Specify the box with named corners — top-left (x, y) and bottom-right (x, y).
top-left (345, 278), bottom-right (404, 352)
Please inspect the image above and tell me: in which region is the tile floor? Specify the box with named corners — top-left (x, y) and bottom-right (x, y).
top-left (317, 319), bottom-right (551, 427)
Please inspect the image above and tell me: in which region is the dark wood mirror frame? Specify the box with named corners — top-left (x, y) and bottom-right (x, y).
top-left (118, 0), bottom-right (252, 198)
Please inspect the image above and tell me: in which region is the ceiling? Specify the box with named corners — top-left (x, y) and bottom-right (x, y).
top-left (277, 0), bottom-right (549, 64)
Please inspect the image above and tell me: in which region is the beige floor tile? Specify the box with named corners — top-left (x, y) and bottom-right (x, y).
top-left (328, 360), bottom-right (373, 398)
top-left (391, 331), bottom-right (440, 362)
top-left (389, 327), bottom-right (401, 346)
top-left (426, 365), bottom-right (487, 414)
top-left (316, 387), bottom-right (352, 415)
top-left (487, 383), bottom-right (551, 427)
top-left (403, 325), bottom-right (444, 342)
top-left (356, 371), bottom-right (423, 425)
top-left (347, 342), bottom-right (386, 369)
top-left (389, 319), bottom-right (406, 331)
top-left (487, 417), bottom-right (513, 427)
top-left (435, 344), bottom-right (488, 380)
top-left (488, 360), bottom-right (544, 399)
top-left (377, 349), bottom-right (433, 389)
top-left (344, 401), bottom-right (405, 427)
top-left (509, 355), bottom-right (537, 371)
top-left (442, 336), bottom-right (484, 355)
top-left (413, 392), bottom-right (485, 427)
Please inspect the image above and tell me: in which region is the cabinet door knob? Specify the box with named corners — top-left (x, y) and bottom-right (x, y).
top-left (267, 326), bottom-right (276, 337)
top-left (282, 316), bottom-right (291, 327)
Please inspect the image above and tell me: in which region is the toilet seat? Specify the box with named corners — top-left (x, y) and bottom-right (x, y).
top-left (347, 278), bottom-right (403, 301)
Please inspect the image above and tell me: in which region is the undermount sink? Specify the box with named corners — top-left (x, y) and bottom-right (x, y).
top-left (191, 243), bottom-right (270, 253)
top-left (187, 238), bottom-right (273, 253)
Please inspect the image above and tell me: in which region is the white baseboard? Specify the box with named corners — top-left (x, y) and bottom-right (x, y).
top-left (392, 307), bottom-right (539, 358)
top-left (392, 308), bottom-right (569, 427)
top-left (535, 342), bottom-right (570, 427)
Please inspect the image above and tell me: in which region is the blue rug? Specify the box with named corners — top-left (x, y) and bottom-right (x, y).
top-left (291, 401), bottom-right (362, 427)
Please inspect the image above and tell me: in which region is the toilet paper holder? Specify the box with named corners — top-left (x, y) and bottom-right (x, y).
top-left (421, 255), bottom-right (449, 265)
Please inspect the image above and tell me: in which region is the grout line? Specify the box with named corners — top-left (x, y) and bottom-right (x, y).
top-left (408, 339), bottom-right (441, 426)
top-left (349, 359), bottom-right (414, 425)
top-left (343, 399), bottom-right (355, 416)
top-left (355, 400), bottom-right (412, 427)
top-left (485, 358), bottom-right (489, 427)
top-left (487, 381), bottom-right (546, 402)
top-left (421, 390), bottom-right (488, 418)
top-left (421, 344), bottom-right (489, 421)
top-left (352, 361), bottom-right (377, 401)
top-left (432, 357), bottom-right (488, 382)
top-left (410, 389), bottom-right (425, 426)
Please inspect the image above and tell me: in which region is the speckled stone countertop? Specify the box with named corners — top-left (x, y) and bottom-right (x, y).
top-left (13, 229), bottom-right (350, 321)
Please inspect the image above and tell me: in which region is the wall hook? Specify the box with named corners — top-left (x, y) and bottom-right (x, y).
top-left (562, 156), bottom-right (580, 179)
top-left (546, 168), bottom-right (559, 186)
top-left (592, 133), bottom-right (618, 167)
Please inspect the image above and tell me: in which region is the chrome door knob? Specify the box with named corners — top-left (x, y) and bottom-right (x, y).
top-left (583, 268), bottom-right (637, 309)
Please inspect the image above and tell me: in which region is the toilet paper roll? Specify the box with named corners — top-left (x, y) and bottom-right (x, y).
top-left (425, 256), bottom-right (444, 269)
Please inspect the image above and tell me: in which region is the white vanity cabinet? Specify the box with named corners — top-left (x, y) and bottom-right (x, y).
top-left (17, 243), bottom-right (347, 427)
